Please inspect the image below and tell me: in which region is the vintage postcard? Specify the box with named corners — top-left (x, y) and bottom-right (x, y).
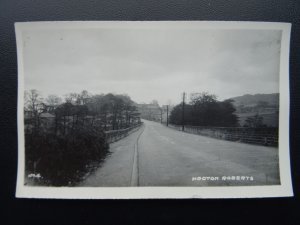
top-left (15, 21), bottom-right (293, 198)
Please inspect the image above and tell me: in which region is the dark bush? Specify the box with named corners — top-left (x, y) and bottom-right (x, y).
top-left (25, 125), bottom-right (109, 186)
top-left (169, 93), bottom-right (238, 127)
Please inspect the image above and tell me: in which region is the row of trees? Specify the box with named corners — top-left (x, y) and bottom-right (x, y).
top-left (86, 93), bottom-right (140, 130)
top-left (24, 89), bottom-right (141, 186)
top-left (169, 92), bottom-right (271, 128)
top-left (169, 92), bottom-right (238, 127)
top-left (25, 90), bottom-right (141, 135)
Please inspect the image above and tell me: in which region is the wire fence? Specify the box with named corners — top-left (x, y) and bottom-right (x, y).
top-left (168, 124), bottom-right (278, 147)
top-left (104, 123), bottom-right (143, 144)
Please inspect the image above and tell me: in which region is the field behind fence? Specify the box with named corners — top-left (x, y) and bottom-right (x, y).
top-left (168, 124), bottom-right (278, 146)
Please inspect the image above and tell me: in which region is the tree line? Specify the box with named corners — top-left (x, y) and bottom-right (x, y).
top-left (24, 89), bottom-right (141, 186)
top-left (169, 92), bottom-right (239, 127)
top-left (25, 89), bottom-right (141, 134)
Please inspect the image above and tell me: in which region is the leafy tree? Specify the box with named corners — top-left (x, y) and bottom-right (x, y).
top-left (24, 89), bottom-right (141, 186)
top-left (169, 104), bottom-right (182, 125)
top-left (218, 99), bottom-right (239, 127)
top-left (190, 92), bottom-right (217, 105)
top-left (169, 92), bottom-right (238, 127)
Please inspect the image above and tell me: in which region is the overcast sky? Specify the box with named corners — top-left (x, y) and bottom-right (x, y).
top-left (22, 27), bottom-right (281, 105)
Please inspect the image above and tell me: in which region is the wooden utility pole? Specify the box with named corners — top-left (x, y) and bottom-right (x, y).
top-left (166, 105), bottom-right (169, 126)
top-left (182, 92), bottom-right (185, 131)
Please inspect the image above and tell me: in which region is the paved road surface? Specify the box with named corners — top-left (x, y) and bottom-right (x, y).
top-left (80, 119), bottom-right (279, 187)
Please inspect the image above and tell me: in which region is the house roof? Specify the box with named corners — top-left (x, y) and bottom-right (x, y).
top-left (40, 112), bottom-right (55, 118)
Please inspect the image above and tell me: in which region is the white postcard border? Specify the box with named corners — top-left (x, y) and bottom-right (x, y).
top-left (15, 21), bottom-right (293, 199)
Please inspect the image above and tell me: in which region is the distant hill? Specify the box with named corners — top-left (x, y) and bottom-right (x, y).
top-left (229, 93), bottom-right (279, 107)
top-left (228, 93), bottom-right (279, 127)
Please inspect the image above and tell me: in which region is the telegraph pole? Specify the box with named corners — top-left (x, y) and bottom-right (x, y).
top-left (166, 105), bottom-right (169, 126)
top-left (182, 92), bottom-right (185, 131)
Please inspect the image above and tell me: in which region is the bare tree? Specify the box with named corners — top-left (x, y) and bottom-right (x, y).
top-left (64, 93), bottom-right (79, 104)
top-left (25, 89), bottom-right (43, 112)
top-left (24, 89), bottom-right (44, 133)
top-left (46, 95), bottom-right (62, 105)
top-left (44, 95), bottom-right (62, 113)
top-left (79, 90), bottom-right (90, 105)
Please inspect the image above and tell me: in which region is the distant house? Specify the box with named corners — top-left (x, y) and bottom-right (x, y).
top-left (40, 112), bottom-right (55, 119)
top-left (137, 103), bottom-right (162, 121)
top-left (24, 111), bottom-right (55, 133)
top-left (24, 110), bottom-right (33, 119)
top-left (41, 103), bottom-right (59, 114)
top-left (39, 112), bottom-right (55, 128)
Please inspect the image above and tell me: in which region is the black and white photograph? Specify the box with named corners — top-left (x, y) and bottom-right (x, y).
top-left (15, 21), bottom-right (293, 198)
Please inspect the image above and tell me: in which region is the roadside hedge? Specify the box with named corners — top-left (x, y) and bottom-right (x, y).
top-left (25, 125), bottom-right (109, 186)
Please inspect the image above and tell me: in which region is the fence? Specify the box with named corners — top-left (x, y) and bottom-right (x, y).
top-left (104, 123), bottom-right (143, 144)
top-left (168, 124), bottom-right (278, 146)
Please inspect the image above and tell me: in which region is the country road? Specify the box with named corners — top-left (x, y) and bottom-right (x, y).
top-left (80, 119), bottom-right (280, 187)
